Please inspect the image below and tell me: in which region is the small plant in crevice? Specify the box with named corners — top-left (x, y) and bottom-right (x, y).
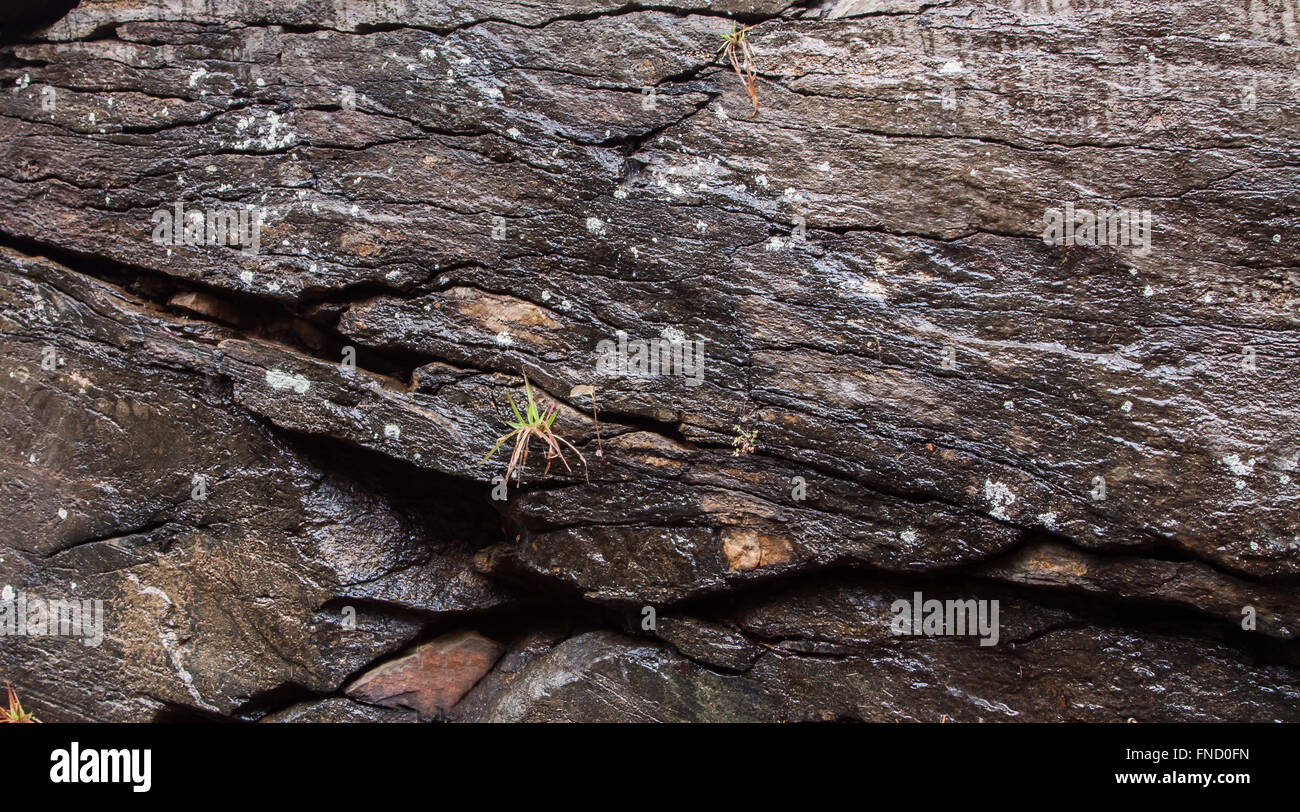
top-left (2, 683), bottom-right (38, 723)
top-left (732, 416), bottom-right (758, 456)
top-left (483, 375), bottom-right (588, 491)
top-left (718, 21), bottom-right (760, 117)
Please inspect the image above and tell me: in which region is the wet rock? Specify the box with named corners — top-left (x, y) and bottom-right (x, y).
top-left (474, 615), bottom-right (1300, 723)
top-left (655, 617), bottom-right (760, 672)
top-left (345, 631), bottom-right (505, 720)
top-left (1, 0), bottom-right (1298, 721)
top-left (0, 248), bottom-right (513, 720)
top-left (262, 697), bottom-right (418, 723)
top-left (477, 632), bottom-right (777, 723)
top-left (167, 290), bottom-right (249, 327)
top-left (446, 627), bottom-right (570, 722)
top-left (975, 539), bottom-right (1300, 640)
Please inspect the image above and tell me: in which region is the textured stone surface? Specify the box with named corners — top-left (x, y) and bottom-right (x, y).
top-left (0, 0), bottom-right (1297, 722)
top-left (478, 623), bottom-right (1300, 723)
top-left (262, 697), bottom-right (418, 724)
top-left (345, 631), bottom-right (504, 719)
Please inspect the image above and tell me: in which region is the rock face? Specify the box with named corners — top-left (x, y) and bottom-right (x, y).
top-left (0, 0), bottom-right (1297, 722)
top-left (345, 631), bottom-right (504, 719)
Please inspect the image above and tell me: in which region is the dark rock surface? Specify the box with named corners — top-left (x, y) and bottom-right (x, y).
top-left (0, 0), bottom-right (1297, 721)
top-left (262, 697), bottom-right (418, 723)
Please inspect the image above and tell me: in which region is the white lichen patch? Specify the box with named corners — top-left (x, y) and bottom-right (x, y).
top-left (232, 110), bottom-right (297, 151)
top-left (983, 478), bottom-right (1016, 520)
top-left (383, 423), bottom-right (401, 440)
top-left (1221, 453), bottom-right (1256, 477)
top-left (265, 369), bottom-right (310, 394)
top-left (652, 174), bottom-right (687, 196)
top-left (1036, 511), bottom-right (1058, 530)
top-left (585, 216), bottom-right (606, 237)
top-left (781, 187), bottom-right (809, 206)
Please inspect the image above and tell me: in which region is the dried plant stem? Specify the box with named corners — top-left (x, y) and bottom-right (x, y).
top-left (719, 23), bottom-right (759, 117)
